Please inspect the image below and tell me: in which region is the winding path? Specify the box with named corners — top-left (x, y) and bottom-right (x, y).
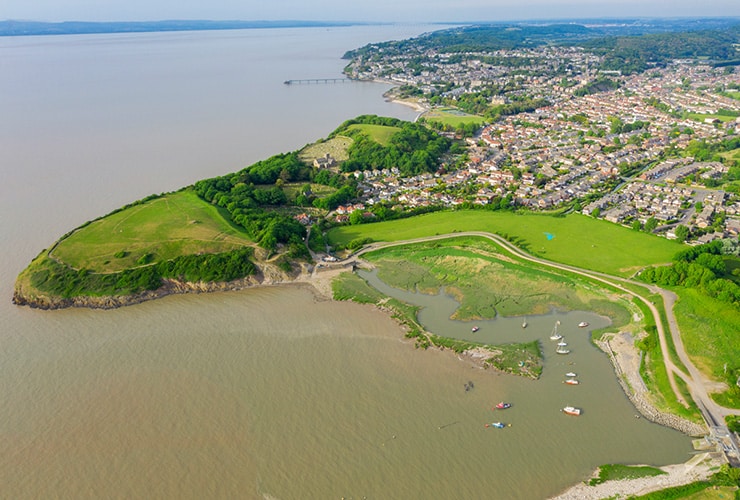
top-left (345, 231), bottom-right (740, 437)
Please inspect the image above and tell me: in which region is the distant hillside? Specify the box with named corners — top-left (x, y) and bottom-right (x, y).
top-left (343, 19), bottom-right (740, 74)
top-left (0, 19), bottom-right (362, 37)
top-left (583, 25), bottom-right (740, 73)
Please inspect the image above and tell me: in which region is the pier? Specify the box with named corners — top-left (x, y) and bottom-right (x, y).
top-left (284, 78), bottom-right (351, 85)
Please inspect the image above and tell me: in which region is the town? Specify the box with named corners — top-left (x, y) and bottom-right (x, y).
top-left (337, 38), bottom-right (740, 244)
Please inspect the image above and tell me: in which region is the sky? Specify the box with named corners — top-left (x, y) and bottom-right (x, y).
top-left (2, 0), bottom-right (740, 23)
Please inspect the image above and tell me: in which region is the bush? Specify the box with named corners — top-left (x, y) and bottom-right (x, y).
top-left (347, 237), bottom-right (373, 251)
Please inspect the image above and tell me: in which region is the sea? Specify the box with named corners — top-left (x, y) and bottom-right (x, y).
top-left (0, 25), bottom-right (693, 499)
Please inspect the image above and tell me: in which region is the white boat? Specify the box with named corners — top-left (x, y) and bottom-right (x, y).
top-left (522, 319), bottom-right (527, 329)
top-left (565, 372), bottom-right (577, 378)
top-left (549, 320), bottom-right (562, 341)
top-left (555, 340), bottom-right (570, 354)
top-left (564, 378), bottom-right (579, 385)
top-left (578, 321), bottom-right (589, 328)
top-left (562, 406), bottom-right (581, 416)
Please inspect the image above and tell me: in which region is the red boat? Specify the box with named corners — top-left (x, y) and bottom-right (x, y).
top-left (494, 402), bottom-right (511, 410)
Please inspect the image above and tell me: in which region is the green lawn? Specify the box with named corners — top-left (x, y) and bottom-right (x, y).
top-left (422, 107), bottom-right (486, 128)
top-left (346, 123), bottom-right (401, 146)
top-left (328, 211), bottom-right (684, 276)
top-left (52, 189), bottom-right (252, 272)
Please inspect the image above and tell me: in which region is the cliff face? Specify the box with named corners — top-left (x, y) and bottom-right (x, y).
top-left (13, 262), bottom-right (310, 310)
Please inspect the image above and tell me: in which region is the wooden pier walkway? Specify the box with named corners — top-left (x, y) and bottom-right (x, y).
top-left (284, 78), bottom-right (351, 85)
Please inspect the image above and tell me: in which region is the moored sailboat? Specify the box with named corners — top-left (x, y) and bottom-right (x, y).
top-left (556, 338), bottom-right (570, 354)
top-left (549, 320), bottom-right (562, 341)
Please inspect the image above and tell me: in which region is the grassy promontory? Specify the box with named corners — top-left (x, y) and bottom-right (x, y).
top-left (13, 189), bottom-right (299, 309)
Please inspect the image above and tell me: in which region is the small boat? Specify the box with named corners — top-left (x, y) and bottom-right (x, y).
top-left (556, 343), bottom-right (570, 355)
top-left (494, 402), bottom-right (511, 410)
top-left (521, 319), bottom-right (528, 329)
top-left (485, 422), bottom-right (508, 429)
top-left (564, 378), bottom-right (580, 385)
top-left (565, 372), bottom-right (577, 378)
top-left (549, 320), bottom-right (562, 341)
top-left (562, 406), bottom-right (581, 416)
top-left (578, 321), bottom-right (589, 328)
top-left (472, 326), bottom-right (479, 332)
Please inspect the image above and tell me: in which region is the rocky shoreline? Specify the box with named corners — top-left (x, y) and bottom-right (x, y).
top-left (12, 262), bottom-right (311, 311)
top-left (597, 333), bottom-right (707, 436)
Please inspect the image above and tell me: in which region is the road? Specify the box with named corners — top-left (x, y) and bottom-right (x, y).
top-left (348, 231), bottom-right (740, 435)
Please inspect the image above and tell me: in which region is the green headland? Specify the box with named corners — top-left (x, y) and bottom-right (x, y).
top-left (13, 115), bottom-right (740, 448)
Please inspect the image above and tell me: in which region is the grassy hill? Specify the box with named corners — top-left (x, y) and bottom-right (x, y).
top-left (345, 123), bottom-right (401, 146)
top-left (51, 189), bottom-right (253, 273)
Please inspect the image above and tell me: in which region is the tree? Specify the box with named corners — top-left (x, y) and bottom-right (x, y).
top-left (632, 219), bottom-right (642, 231)
top-left (674, 224), bottom-right (689, 243)
top-left (591, 207), bottom-right (601, 218)
top-left (608, 116), bottom-right (624, 135)
top-left (349, 209), bottom-right (364, 225)
top-left (644, 217), bottom-right (658, 232)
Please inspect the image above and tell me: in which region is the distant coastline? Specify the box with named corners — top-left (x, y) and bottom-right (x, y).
top-left (0, 19), bottom-right (373, 37)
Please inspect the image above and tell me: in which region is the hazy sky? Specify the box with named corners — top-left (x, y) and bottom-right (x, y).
top-left (3, 0), bottom-right (740, 23)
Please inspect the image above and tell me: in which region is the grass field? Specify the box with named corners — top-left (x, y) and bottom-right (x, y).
top-left (328, 210), bottom-right (683, 276)
top-left (421, 107), bottom-right (486, 128)
top-left (52, 189), bottom-right (252, 272)
top-left (298, 136), bottom-right (352, 165)
top-left (686, 112), bottom-right (737, 123)
top-left (346, 123), bottom-right (401, 146)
